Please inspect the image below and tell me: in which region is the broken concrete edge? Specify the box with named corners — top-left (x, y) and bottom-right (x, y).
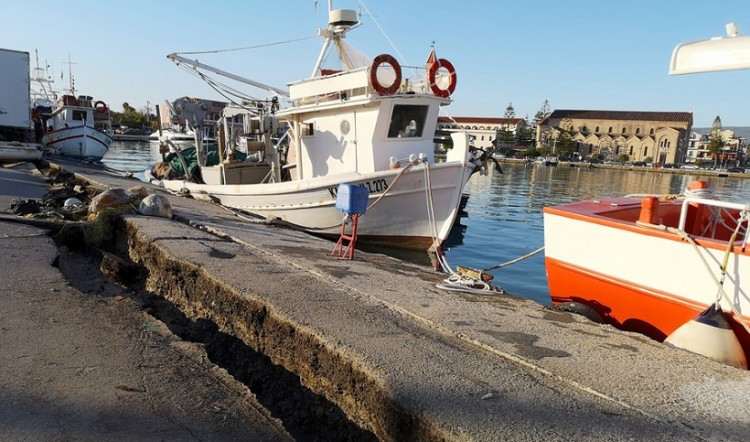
top-left (118, 216), bottom-right (456, 441)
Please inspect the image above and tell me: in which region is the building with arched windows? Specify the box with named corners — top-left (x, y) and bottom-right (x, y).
top-left (537, 110), bottom-right (693, 163)
top-left (437, 116), bottom-right (525, 149)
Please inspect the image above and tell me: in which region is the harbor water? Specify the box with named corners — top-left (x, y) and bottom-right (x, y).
top-left (102, 141), bottom-right (750, 306)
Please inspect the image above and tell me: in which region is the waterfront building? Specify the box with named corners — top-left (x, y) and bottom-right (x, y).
top-left (437, 116), bottom-right (525, 150)
top-left (686, 129), bottom-right (745, 167)
top-left (537, 110), bottom-right (693, 164)
top-left (156, 97), bottom-right (227, 138)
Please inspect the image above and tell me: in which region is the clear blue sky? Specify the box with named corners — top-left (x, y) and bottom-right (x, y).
top-left (4, 0), bottom-right (749, 127)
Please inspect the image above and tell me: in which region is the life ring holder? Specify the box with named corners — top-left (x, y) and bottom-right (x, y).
top-left (369, 54), bottom-right (402, 96)
top-left (94, 100), bottom-right (109, 113)
top-left (428, 58), bottom-right (457, 98)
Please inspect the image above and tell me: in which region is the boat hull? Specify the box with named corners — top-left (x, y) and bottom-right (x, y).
top-left (543, 197), bottom-right (750, 357)
top-left (160, 161), bottom-right (471, 251)
top-left (0, 141), bottom-right (43, 163)
top-left (43, 125), bottom-right (112, 160)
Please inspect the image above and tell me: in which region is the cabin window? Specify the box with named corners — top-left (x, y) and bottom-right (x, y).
top-left (72, 110), bottom-right (87, 122)
top-left (301, 122), bottom-right (314, 137)
top-left (387, 104), bottom-right (428, 138)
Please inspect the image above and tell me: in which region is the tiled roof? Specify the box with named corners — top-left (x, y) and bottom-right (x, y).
top-left (547, 110), bottom-right (693, 123)
top-left (438, 116), bottom-right (524, 125)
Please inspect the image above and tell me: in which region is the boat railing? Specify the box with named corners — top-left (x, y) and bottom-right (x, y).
top-left (678, 197), bottom-right (750, 238)
top-left (289, 64), bottom-right (433, 106)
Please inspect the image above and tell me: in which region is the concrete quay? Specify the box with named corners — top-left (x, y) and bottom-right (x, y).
top-left (2, 160), bottom-right (750, 441)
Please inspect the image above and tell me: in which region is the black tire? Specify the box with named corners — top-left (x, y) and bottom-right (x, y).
top-left (550, 302), bottom-right (604, 323)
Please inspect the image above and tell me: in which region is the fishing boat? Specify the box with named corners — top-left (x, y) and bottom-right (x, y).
top-left (543, 23), bottom-right (750, 368)
top-left (534, 155), bottom-right (559, 166)
top-left (147, 127), bottom-right (216, 144)
top-left (31, 55), bottom-right (112, 160)
top-left (150, 4), bottom-right (479, 252)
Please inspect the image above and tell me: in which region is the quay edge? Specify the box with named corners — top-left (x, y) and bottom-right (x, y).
top-left (3, 160), bottom-right (750, 441)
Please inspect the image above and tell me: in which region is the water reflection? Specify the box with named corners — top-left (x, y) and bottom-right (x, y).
top-left (102, 141), bottom-right (162, 181)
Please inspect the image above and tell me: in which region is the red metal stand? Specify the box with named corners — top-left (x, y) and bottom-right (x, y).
top-left (331, 214), bottom-right (360, 259)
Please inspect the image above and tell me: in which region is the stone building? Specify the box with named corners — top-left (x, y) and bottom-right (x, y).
top-left (437, 116), bottom-right (525, 149)
top-left (537, 110), bottom-right (693, 164)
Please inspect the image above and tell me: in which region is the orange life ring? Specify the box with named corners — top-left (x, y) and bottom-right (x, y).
top-left (369, 54), bottom-right (402, 95)
top-left (428, 58), bottom-right (457, 98)
top-left (94, 100), bottom-right (108, 113)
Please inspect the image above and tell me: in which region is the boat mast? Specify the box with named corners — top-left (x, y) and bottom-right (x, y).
top-left (62, 53), bottom-right (76, 97)
top-left (310, 1), bottom-right (360, 77)
top-left (166, 53), bottom-right (290, 98)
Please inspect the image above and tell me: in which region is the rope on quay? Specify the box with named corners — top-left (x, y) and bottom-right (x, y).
top-left (436, 246), bottom-right (545, 295)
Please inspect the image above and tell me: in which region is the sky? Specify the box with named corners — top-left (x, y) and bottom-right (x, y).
top-left (3, 0), bottom-right (750, 127)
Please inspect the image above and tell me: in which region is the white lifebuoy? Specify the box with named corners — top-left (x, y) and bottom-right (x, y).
top-left (428, 58), bottom-right (457, 98)
top-left (369, 54), bottom-right (402, 96)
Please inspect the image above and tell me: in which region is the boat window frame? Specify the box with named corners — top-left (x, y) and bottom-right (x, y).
top-left (386, 104), bottom-right (429, 139)
top-left (72, 110), bottom-right (88, 122)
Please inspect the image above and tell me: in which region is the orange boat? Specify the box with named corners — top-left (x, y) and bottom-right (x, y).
top-left (544, 182), bottom-right (750, 365)
top-left (543, 23), bottom-right (750, 369)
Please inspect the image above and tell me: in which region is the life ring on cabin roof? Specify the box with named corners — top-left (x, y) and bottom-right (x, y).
top-left (369, 54), bottom-right (402, 96)
top-left (428, 58), bottom-right (457, 98)
top-left (94, 100), bottom-right (109, 113)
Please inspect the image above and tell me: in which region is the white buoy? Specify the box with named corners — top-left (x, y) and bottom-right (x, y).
top-left (664, 305), bottom-right (747, 369)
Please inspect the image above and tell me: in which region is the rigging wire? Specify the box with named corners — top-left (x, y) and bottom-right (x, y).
top-left (173, 35), bottom-right (319, 56)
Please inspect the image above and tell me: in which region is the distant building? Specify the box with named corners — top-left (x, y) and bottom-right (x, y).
top-left (437, 116), bottom-right (525, 149)
top-left (686, 129), bottom-right (745, 166)
top-left (538, 110), bottom-right (693, 163)
top-left (157, 97), bottom-right (227, 138)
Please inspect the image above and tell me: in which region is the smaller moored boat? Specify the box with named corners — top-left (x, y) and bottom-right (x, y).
top-left (37, 94), bottom-right (113, 160)
top-left (31, 56), bottom-right (113, 161)
top-left (534, 155), bottom-right (559, 166)
top-left (544, 181), bottom-right (750, 368)
top-left (148, 127), bottom-right (216, 144)
top-left (544, 23), bottom-right (750, 368)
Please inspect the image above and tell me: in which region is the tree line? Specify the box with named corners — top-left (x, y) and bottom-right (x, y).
top-left (110, 102), bottom-right (154, 130)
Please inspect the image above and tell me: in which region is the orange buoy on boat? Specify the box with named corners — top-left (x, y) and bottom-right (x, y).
top-left (664, 304), bottom-right (747, 369)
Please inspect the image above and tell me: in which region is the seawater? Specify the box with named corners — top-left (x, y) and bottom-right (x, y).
top-left (103, 141), bottom-right (750, 306)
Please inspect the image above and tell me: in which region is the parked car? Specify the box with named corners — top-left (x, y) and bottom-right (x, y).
top-left (680, 164), bottom-right (700, 170)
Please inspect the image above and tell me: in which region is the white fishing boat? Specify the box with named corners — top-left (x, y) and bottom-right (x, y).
top-left (31, 55), bottom-right (112, 160)
top-left (150, 4), bottom-right (479, 252)
top-left (534, 155), bottom-right (559, 166)
top-left (147, 127), bottom-right (216, 144)
top-left (543, 23), bottom-right (750, 368)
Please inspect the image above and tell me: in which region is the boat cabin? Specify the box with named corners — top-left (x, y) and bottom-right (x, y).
top-left (279, 61), bottom-right (452, 181)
